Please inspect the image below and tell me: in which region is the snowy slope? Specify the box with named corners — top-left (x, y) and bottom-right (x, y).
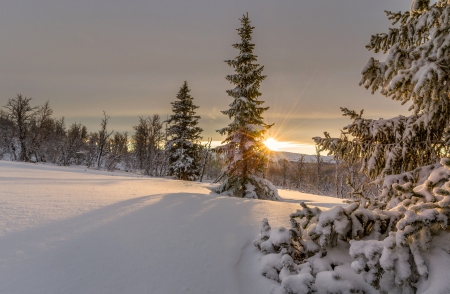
top-left (0, 161), bottom-right (344, 294)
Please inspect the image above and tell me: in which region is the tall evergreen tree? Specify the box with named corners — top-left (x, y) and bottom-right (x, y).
top-left (166, 81), bottom-right (203, 181)
top-left (215, 13), bottom-right (278, 200)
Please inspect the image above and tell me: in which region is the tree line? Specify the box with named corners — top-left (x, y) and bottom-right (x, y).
top-left (0, 12), bottom-right (371, 201)
top-left (0, 13), bottom-right (381, 202)
top-left (0, 93), bottom-right (208, 177)
top-left (1, 92), bottom-right (361, 197)
top-left (265, 155), bottom-right (378, 199)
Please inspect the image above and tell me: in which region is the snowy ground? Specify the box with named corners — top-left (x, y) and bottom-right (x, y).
top-left (0, 161), bottom-right (344, 294)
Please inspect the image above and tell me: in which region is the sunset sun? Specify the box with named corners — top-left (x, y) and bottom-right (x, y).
top-left (263, 138), bottom-right (281, 151)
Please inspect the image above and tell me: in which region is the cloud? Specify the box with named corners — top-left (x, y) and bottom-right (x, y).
top-left (0, 0), bottom-right (413, 151)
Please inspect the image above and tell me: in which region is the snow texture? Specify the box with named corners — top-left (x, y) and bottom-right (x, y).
top-left (0, 160), bottom-right (344, 294)
top-left (254, 158), bottom-right (450, 293)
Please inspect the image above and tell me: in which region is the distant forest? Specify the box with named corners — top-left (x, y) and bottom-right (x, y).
top-left (0, 94), bottom-right (374, 198)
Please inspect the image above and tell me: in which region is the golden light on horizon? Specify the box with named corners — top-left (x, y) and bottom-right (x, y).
top-left (263, 138), bottom-right (281, 151)
top-left (207, 139), bottom-right (324, 155)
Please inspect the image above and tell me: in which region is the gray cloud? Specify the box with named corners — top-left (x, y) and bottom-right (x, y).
top-left (0, 0), bottom-right (413, 153)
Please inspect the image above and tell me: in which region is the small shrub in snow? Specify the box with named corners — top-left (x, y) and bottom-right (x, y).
top-left (217, 175), bottom-right (280, 200)
top-left (255, 158), bottom-right (450, 293)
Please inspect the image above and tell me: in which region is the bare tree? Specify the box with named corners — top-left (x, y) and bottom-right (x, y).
top-left (28, 101), bottom-right (54, 162)
top-left (57, 122), bottom-right (88, 166)
top-left (49, 117), bottom-right (67, 165)
top-left (199, 138), bottom-right (212, 182)
top-left (293, 154), bottom-right (305, 190)
top-left (0, 110), bottom-right (16, 159)
top-left (132, 114), bottom-right (166, 176)
top-left (105, 132), bottom-right (128, 171)
top-left (96, 112), bottom-right (114, 168)
top-left (314, 146), bottom-right (323, 194)
top-left (4, 94), bottom-right (37, 161)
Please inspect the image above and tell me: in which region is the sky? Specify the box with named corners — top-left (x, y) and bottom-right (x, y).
top-left (0, 0), bottom-right (413, 154)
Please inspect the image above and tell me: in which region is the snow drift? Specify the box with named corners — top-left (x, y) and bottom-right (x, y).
top-left (0, 161), bottom-right (343, 294)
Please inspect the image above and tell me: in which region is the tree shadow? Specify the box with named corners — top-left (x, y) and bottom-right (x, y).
top-left (0, 191), bottom-right (265, 294)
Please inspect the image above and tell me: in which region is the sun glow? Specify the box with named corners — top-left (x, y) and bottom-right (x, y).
top-left (263, 138), bottom-right (282, 151)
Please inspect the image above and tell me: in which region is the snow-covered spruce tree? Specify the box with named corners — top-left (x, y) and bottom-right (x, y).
top-left (166, 81), bottom-right (203, 181)
top-left (254, 2), bottom-right (450, 293)
top-left (215, 13), bottom-right (279, 200)
top-left (313, 0), bottom-right (450, 180)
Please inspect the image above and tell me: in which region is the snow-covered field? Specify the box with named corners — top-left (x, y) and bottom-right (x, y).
top-left (0, 161), bottom-right (344, 294)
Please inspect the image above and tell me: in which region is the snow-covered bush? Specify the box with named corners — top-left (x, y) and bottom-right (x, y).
top-left (216, 175), bottom-right (280, 200)
top-left (255, 159), bottom-right (450, 293)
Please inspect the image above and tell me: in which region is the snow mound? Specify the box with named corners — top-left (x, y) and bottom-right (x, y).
top-left (0, 160), bottom-right (343, 294)
top-left (254, 159), bottom-right (450, 293)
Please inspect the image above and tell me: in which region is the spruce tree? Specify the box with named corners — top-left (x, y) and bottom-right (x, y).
top-left (314, 0), bottom-right (450, 180)
top-left (215, 13), bottom-right (278, 200)
top-left (254, 1), bottom-right (450, 293)
top-left (166, 81), bottom-right (203, 181)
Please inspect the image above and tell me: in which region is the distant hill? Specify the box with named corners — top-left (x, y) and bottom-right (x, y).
top-left (269, 151), bottom-right (334, 163)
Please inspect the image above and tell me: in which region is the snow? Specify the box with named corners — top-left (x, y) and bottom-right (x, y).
top-left (257, 157), bottom-right (450, 293)
top-left (0, 160), bottom-right (344, 294)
